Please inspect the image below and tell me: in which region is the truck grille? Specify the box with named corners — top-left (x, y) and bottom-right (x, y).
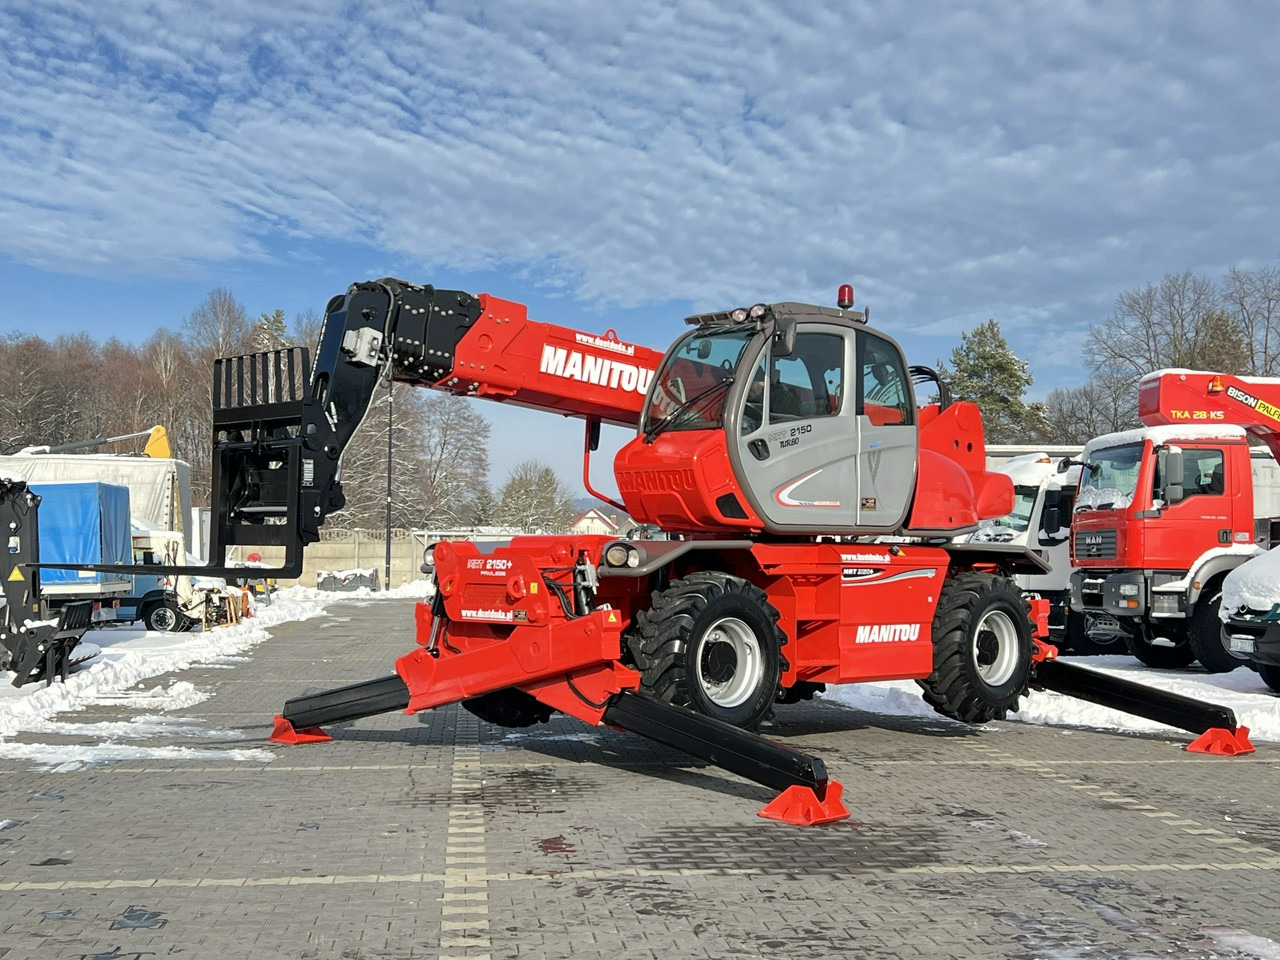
top-left (1075, 528), bottom-right (1117, 560)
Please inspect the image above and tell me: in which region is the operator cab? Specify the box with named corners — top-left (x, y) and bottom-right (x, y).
top-left (623, 297), bottom-right (919, 535)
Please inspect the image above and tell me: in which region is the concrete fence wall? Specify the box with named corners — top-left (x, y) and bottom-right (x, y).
top-left (228, 529), bottom-right (426, 589)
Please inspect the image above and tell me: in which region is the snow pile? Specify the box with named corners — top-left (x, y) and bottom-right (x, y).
top-left (1221, 546), bottom-right (1280, 616)
top-left (823, 655), bottom-right (1280, 742)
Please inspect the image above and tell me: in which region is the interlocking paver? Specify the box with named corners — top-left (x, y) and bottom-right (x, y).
top-left (1, 595), bottom-right (1277, 958)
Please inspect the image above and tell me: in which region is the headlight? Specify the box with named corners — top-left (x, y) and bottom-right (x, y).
top-left (422, 544), bottom-right (437, 568)
top-left (604, 544), bottom-right (641, 568)
top-left (1118, 583), bottom-right (1139, 597)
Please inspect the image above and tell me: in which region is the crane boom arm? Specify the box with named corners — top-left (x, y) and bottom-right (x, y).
top-left (1139, 369), bottom-right (1280, 462)
top-left (56, 279), bottom-right (661, 579)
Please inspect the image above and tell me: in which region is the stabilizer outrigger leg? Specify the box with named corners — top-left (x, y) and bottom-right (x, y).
top-left (1031, 658), bottom-right (1255, 756)
top-left (270, 674), bottom-right (411, 744)
top-left (602, 691), bottom-right (850, 826)
top-left (268, 676), bottom-right (850, 826)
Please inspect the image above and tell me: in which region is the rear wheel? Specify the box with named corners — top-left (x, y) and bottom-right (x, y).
top-left (1122, 620), bottom-right (1196, 669)
top-left (1258, 663), bottom-right (1280, 693)
top-left (918, 573), bottom-right (1033, 724)
top-left (142, 599), bottom-right (182, 632)
top-left (1187, 591), bottom-right (1245, 673)
top-left (627, 571), bottom-right (784, 730)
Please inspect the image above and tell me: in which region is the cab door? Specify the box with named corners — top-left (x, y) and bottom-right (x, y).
top-left (854, 330), bottom-right (916, 529)
top-left (733, 326), bottom-right (859, 530)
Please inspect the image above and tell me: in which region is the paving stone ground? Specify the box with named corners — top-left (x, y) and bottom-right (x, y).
top-left (1, 595), bottom-right (1278, 960)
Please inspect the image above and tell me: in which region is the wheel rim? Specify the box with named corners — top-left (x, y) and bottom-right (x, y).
top-left (972, 608), bottom-right (1020, 687)
top-left (151, 606), bottom-right (177, 631)
top-left (696, 616), bottom-right (762, 708)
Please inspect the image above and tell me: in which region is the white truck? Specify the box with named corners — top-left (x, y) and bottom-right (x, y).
top-left (0, 452), bottom-right (216, 630)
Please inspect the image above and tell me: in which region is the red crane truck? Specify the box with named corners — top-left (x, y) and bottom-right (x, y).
top-left (1068, 370), bottom-right (1280, 673)
top-left (49, 283), bottom-right (1254, 824)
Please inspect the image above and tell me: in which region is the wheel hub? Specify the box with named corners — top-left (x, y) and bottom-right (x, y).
top-left (696, 617), bottom-right (762, 709)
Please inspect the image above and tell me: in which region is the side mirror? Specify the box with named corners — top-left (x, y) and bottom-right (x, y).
top-left (586, 417), bottom-right (601, 452)
top-left (1042, 506), bottom-right (1061, 537)
top-left (696, 340), bottom-right (713, 360)
top-left (1163, 447), bottom-right (1185, 503)
top-left (774, 317), bottom-right (796, 356)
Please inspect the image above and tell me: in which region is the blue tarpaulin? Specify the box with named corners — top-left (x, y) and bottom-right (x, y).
top-left (30, 481), bottom-right (131, 585)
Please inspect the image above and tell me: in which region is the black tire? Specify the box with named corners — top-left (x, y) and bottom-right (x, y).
top-left (1122, 621), bottom-right (1196, 669)
top-left (461, 688), bottom-right (553, 727)
top-left (1066, 613), bottom-right (1127, 655)
top-left (142, 600), bottom-right (182, 632)
top-left (1187, 591), bottom-right (1244, 673)
top-left (1258, 663), bottom-right (1280, 693)
top-left (627, 571), bottom-right (784, 729)
top-left (918, 573), bottom-right (1033, 724)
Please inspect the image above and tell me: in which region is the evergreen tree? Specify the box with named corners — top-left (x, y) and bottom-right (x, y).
top-left (937, 319), bottom-right (1049, 443)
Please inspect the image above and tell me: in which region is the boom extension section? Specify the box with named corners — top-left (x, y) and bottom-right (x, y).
top-left (40, 280), bottom-right (661, 580)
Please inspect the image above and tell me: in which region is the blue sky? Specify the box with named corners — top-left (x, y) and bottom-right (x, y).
top-left (3, 1), bottom-right (1279, 497)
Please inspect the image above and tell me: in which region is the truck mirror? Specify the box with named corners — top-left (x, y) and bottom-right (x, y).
top-left (586, 417), bottom-right (601, 452)
top-left (774, 317), bottom-right (796, 356)
top-left (1163, 447), bottom-right (1185, 503)
top-left (1042, 506), bottom-right (1061, 537)
top-left (1043, 488), bottom-right (1062, 511)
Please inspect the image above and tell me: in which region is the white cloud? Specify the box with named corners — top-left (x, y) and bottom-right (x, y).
top-left (2, 0), bottom-right (1279, 402)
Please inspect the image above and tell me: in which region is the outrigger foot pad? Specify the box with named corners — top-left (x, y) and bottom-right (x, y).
top-left (270, 715), bottom-right (333, 744)
top-left (759, 782), bottom-right (851, 826)
top-left (1187, 725), bottom-right (1255, 756)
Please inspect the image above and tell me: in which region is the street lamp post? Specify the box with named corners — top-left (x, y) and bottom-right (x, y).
top-left (385, 381), bottom-right (393, 591)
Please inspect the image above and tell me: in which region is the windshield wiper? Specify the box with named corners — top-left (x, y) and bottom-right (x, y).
top-left (643, 377), bottom-right (734, 444)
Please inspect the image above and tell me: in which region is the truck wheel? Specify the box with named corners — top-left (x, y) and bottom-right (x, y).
top-left (917, 573), bottom-right (1033, 724)
top-left (1121, 622), bottom-right (1196, 669)
top-left (1259, 663), bottom-right (1280, 693)
top-left (461, 688), bottom-right (554, 727)
top-left (1066, 613), bottom-right (1125, 655)
top-left (1187, 592), bottom-right (1244, 673)
top-left (142, 600), bottom-right (182, 632)
top-left (628, 571), bottom-right (784, 729)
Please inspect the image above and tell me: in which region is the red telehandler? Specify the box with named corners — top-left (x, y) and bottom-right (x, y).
top-left (46, 282), bottom-right (1255, 824)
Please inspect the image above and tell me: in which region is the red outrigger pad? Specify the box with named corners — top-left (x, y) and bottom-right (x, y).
top-left (1187, 725), bottom-right (1255, 756)
top-left (269, 715), bottom-right (333, 745)
top-left (758, 782), bottom-right (851, 826)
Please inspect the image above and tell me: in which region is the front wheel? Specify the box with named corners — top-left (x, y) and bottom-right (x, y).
top-left (1187, 592), bottom-right (1244, 673)
top-left (1258, 663), bottom-right (1280, 693)
top-left (1067, 613), bottom-right (1127, 655)
top-left (627, 571), bottom-right (784, 729)
top-left (1122, 620), bottom-right (1196, 669)
top-left (918, 573), bottom-right (1033, 724)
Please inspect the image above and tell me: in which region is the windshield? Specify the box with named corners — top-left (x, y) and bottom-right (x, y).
top-left (641, 327), bottom-right (756, 434)
top-left (971, 485), bottom-right (1037, 541)
top-left (1077, 442), bottom-right (1144, 511)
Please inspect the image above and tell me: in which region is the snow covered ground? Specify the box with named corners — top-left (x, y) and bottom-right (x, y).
top-left (2, 583), bottom-right (1277, 772)
top-left (0, 581), bottom-right (430, 770)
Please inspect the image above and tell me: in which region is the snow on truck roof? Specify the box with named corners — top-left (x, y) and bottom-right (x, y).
top-left (1083, 424), bottom-right (1248, 458)
top-left (993, 452), bottom-right (1081, 487)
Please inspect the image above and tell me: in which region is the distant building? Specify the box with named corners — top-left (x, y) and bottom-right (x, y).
top-left (568, 508), bottom-right (629, 536)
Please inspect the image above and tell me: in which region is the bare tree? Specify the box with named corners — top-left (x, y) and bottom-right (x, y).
top-left (417, 394), bottom-right (491, 529)
top-left (1085, 271), bottom-right (1249, 381)
top-left (496, 460), bottom-right (575, 533)
top-left (1041, 371), bottom-right (1139, 444)
top-left (1224, 266), bottom-right (1280, 375)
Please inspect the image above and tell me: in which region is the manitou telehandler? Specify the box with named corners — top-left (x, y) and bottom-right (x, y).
top-left (41, 282), bottom-right (1255, 824)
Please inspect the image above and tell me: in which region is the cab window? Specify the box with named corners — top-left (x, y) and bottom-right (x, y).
top-left (767, 333), bottom-right (844, 424)
top-left (858, 333), bottom-right (911, 425)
